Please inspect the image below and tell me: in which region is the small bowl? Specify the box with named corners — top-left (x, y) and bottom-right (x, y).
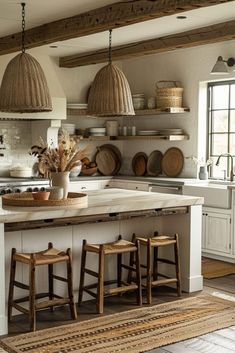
top-left (32, 191), bottom-right (50, 201)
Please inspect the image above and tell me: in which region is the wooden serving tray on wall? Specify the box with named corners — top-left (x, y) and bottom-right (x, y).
top-left (2, 192), bottom-right (88, 208)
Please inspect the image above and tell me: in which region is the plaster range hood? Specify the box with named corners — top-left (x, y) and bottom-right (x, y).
top-left (0, 53), bottom-right (67, 120)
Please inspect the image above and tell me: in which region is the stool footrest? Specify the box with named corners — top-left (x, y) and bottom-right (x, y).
top-left (35, 298), bottom-right (70, 310)
top-left (13, 281), bottom-right (29, 290)
top-left (12, 303), bottom-right (29, 315)
top-left (14, 292), bottom-right (49, 304)
top-left (157, 258), bottom-right (176, 265)
top-left (52, 274), bottom-right (68, 283)
top-left (152, 278), bottom-right (178, 286)
top-left (105, 284), bottom-right (138, 296)
top-left (121, 264), bottom-right (136, 271)
top-left (84, 268), bottom-right (99, 278)
top-left (83, 288), bottom-right (97, 298)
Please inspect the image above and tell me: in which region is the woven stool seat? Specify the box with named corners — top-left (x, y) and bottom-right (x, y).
top-left (128, 232), bottom-right (181, 304)
top-left (8, 242), bottom-right (77, 331)
top-left (137, 235), bottom-right (176, 247)
top-left (79, 236), bottom-right (142, 314)
top-left (84, 239), bottom-right (137, 254)
top-left (14, 248), bottom-right (69, 265)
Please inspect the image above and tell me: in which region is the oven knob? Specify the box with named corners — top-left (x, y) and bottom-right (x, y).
top-left (33, 187), bottom-right (39, 192)
top-left (15, 189), bottom-right (21, 193)
top-left (0, 189), bottom-right (6, 195)
top-left (27, 187), bottom-right (33, 192)
top-left (40, 187), bottom-right (46, 191)
top-left (6, 189), bottom-right (12, 194)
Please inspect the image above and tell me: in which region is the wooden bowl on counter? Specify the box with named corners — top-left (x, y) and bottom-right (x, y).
top-left (32, 191), bottom-right (50, 201)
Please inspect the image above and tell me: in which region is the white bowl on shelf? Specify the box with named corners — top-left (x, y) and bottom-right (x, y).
top-left (10, 166), bottom-right (32, 178)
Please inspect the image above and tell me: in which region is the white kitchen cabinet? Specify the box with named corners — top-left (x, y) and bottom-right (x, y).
top-left (202, 208), bottom-right (232, 257)
top-left (69, 181), bottom-right (99, 192)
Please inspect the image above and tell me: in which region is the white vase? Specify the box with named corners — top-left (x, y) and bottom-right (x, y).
top-left (50, 171), bottom-right (70, 199)
top-left (199, 166), bottom-right (208, 180)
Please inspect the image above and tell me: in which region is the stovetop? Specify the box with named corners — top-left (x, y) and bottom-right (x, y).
top-left (0, 177), bottom-right (49, 186)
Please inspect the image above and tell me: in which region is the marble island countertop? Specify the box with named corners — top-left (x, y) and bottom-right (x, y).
top-left (0, 189), bottom-right (203, 224)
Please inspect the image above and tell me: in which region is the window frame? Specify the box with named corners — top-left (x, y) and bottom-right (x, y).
top-left (207, 80), bottom-right (235, 178)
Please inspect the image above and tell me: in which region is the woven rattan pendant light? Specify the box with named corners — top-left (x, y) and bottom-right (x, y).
top-left (87, 30), bottom-right (134, 117)
top-left (0, 3), bottom-right (52, 113)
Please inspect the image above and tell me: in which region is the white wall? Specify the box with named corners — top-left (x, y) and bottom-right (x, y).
top-left (121, 40), bottom-right (235, 177)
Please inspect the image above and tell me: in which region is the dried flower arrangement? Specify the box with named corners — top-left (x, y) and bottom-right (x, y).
top-left (30, 129), bottom-right (89, 174)
top-left (186, 156), bottom-right (213, 167)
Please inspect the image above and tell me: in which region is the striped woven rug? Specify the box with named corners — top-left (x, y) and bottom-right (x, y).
top-left (1, 294), bottom-right (235, 353)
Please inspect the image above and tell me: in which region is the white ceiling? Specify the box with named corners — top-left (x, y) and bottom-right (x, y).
top-left (1, 0), bottom-right (235, 57)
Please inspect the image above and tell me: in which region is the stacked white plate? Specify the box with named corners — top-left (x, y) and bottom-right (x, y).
top-left (89, 127), bottom-right (106, 136)
top-left (137, 130), bottom-right (158, 136)
top-left (158, 128), bottom-right (184, 135)
top-left (61, 123), bottom-right (76, 134)
top-left (132, 93), bottom-right (145, 110)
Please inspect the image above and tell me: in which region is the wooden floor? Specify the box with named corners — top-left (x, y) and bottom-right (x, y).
top-left (2, 275), bottom-right (235, 352)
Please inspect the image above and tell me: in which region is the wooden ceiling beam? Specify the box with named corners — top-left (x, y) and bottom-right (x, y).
top-left (0, 0), bottom-right (233, 56)
top-left (59, 19), bottom-right (235, 67)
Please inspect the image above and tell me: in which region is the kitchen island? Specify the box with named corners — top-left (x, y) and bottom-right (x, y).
top-left (0, 189), bottom-right (203, 334)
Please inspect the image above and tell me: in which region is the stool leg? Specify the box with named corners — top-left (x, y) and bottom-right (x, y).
top-left (153, 247), bottom-right (158, 281)
top-left (117, 253), bottom-right (122, 288)
top-left (127, 233), bottom-right (136, 283)
top-left (48, 243), bottom-right (54, 313)
top-left (135, 240), bottom-right (142, 306)
top-left (174, 234), bottom-right (182, 297)
top-left (48, 263), bottom-right (54, 312)
top-left (8, 248), bottom-right (16, 322)
top-left (78, 240), bottom-right (87, 306)
top-left (147, 239), bottom-right (152, 305)
top-left (97, 246), bottom-right (105, 314)
top-left (29, 254), bottom-right (36, 332)
top-left (67, 248), bottom-right (77, 320)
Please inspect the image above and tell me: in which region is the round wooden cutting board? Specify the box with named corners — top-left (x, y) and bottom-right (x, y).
top-left (162, 147), bottom-right (184, 177)
top-left (132, 152), bottom-right (148, 176)
top-left (147, 150), bottom-right (163, 176)
top-left (95, 144), bottom-right (122, 176)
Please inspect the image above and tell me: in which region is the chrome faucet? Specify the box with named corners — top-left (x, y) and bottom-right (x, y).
top-left (216, 153), bottom-right (234, 181)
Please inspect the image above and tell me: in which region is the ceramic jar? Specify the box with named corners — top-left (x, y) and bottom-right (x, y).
top-left (50, 171), bottom-right (70, 199)
top-left (199, 166), bottom-right (208, 180)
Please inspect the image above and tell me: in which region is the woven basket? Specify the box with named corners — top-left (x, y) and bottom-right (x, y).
top-left (155, 81), bottom-right (183, 108)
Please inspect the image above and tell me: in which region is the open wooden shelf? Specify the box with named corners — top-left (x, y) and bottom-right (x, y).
top-left (67, 107), bottom-right (190, 117)
top-left (71, 134), bottom-right (189, 141)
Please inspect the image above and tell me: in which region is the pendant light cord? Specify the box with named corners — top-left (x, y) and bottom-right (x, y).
top-left (109, 29), bottom-right (112, 64)
top-left (21, 3), bottom-right (26, 53)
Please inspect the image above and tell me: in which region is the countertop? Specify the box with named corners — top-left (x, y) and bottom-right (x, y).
top-left (70, 175), bottom-right (200, 185)
top-left (0, 188), bottom-right (203, 224)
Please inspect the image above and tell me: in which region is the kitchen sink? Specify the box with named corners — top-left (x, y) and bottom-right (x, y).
top-left (183, 183), bottom-right (232, 209)
top-left (208, 180), bottom-right (235, 186)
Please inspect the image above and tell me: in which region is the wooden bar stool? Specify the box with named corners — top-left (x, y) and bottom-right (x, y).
top-left (128, 232), bottom-right (181, 304)
top-left (78, 236), bottom-right (142, 314)
top-left (8, 242), bottom-right (77, 331)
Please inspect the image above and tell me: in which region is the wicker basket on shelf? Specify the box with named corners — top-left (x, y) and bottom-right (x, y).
top-left (155, 81), bottom-right (183, 108)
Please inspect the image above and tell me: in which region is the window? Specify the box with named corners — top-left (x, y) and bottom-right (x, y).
top-left (207, 80), bottom-right (235, 179)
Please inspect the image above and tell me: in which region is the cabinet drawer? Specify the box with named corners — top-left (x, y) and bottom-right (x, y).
top-left (69, 181), bottom-right (99, 192)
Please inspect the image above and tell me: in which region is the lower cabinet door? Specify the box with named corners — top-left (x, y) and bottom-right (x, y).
top-left (205, 212), bottom-right (231, 254)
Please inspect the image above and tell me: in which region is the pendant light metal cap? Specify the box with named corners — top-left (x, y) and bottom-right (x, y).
top-left (0, 52), bottom-right (52, 113)
top-left (87, 63), bottom-right (135, 117)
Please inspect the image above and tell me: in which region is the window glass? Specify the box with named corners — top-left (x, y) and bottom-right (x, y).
top-left (230, 110), bottom-right (235, 132)
top-left (211, 134), bottom-right (227, 155)
top-left (230, 85), bottom-right (235, 108)
top-left (211, 111), bottom-right (228, 132)
top-left (212, 85), bottom-right (229, 109)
